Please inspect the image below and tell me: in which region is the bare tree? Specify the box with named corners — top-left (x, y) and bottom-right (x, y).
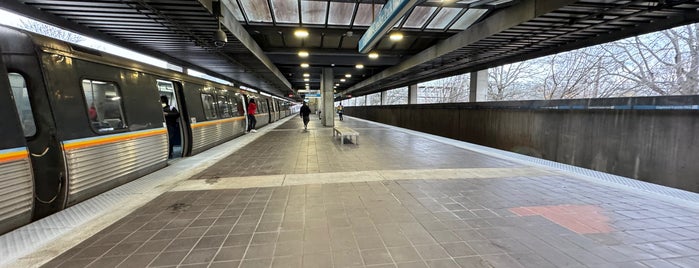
top-left (384, 87), bottom-right (408, 105)
top-left (599, 23), bottom-right (699, 96)
top-left (418, 74), bottom-right (469, 103)
top-left (19, 19), bottom-right (84, 44)
top-left (487, 61), bottom-right (542, 100)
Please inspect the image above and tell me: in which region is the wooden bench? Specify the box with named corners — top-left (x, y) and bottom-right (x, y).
top-left (333, 126), bottom-right (359, 146)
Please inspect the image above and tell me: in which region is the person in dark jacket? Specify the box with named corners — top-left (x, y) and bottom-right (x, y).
top-left (300, 102), bottom-right (312, 130)
top-left (161, 96), bottom-right (180, 158)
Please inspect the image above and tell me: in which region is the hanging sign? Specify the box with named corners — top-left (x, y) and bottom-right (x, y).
top-left (358, 0), bottom-right (420, 53)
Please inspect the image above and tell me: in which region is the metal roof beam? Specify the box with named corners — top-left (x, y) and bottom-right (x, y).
top-left (342, 0), bottom-right (577, 95)
top-left (220, 0), bottom-right (292, 90)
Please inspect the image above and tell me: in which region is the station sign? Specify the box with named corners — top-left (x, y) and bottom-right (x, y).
top-left (305, 93), bottom-right (321, 98)
top-left (297, 90), bottom-right (319, 94)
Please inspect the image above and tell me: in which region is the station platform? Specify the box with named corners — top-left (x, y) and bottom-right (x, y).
top-left (2, 115), bottom-right (699, 268)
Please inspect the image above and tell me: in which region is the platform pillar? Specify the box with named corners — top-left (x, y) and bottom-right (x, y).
top-left (469, 69), bottom-right (488, 102)
top-left (321, 67), bottom-right (334, 126)
top-left (408, 84), bottom-right (417, 104)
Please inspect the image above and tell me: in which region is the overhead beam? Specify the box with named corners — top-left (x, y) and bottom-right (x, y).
top-left (219, 0), bottom-right (292, 90)
top-left (343, 0), bottom-right (577, 95)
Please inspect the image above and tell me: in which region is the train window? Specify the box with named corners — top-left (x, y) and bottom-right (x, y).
top-left (8, 73), bottom-right (37, 137)
top-left (229, 97), bottom-right (241, 117)
top-left (217, 95), bottom-right (231, 118)
top-left (157, 80), bottom-right (178, 110)
top-left (81, 79), bottom-right (127, 133)
top-left (201, 93), bottom-right (218, 120)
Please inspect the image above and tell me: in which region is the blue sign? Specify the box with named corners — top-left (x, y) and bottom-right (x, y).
top-left (305, 93), bottom-right (321, 98)
top-left (358, 0), bottom-right (419, 53)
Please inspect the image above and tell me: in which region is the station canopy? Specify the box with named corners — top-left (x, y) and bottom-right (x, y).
top-left (3, 0), bottom-right (699, 100)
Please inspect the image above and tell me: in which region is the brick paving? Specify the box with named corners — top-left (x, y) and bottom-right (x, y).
top-left (41, 117), bottom-right (699, 267)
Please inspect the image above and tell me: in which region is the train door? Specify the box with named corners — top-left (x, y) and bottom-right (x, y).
top-left (6, 62), bottom-right (68, 220)
top-left (157, 80), bottom-right (190, 158)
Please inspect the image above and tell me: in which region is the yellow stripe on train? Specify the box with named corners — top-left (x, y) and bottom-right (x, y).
top-left (63, 129), bottom-right (167, 151)
top-left (0, 149), bottom-right (29, 164)
top-left (191, 117), bottom-right (244, 129)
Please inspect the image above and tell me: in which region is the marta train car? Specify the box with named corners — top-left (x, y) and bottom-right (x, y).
top-left (0, 25), bottom-right (291, 235)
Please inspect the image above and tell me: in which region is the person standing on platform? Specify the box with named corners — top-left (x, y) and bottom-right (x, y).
top-left (300, 102), bottom-right (311, 130)
top-left (161, 96), bottom-right (180, 158)
top-left (336, 104), bottom-right (344, 121)
top-left (247, 98), bottom-right (257, 133)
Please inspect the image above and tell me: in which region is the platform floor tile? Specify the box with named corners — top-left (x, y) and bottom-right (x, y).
top-left (42, 175), bottom-right (699, 268)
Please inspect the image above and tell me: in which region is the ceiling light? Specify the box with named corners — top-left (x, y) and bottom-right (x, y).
top-left (305, 83), bottom-right (309, 86)
top-left (303, 73), bottom-right (310, 77)
top-left (345, 74), bottom-right (352, 78)
top-left (294, 29), bottom-right (309, 38)
top-left (335, 83), bottom-right (340, 86)
top-left (340, 79), bottom-right (346, 82)
top-left (368, 52), bottom-right (379, 59)
top-left (304, 78), bottom-right (310, 82)
top-left (389, 32), bottom-right (403, 41)
top-left (300, 63), bottom-right (309, 68)
top-left (355, 64), bottom-right (364, 69)
top-left (298, 51), bottom-right (309, 57)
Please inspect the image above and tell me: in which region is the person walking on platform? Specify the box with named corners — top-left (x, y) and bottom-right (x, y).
top-left (161, 96), bottom-right (180, 158)
top-left (247, 98), bottom-right (257, 133)
top-left (300, 102), bottom-right (311, 130)
top-left (336, 104), bottom-right (344, 121)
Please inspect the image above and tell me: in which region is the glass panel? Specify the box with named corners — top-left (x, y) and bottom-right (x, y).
top-left (450, 8), bottom-right (488, 30)
top-left (328, 2), bottom-right (355, 25)
top-left (218, 95), bottom-right (231, 118)
top-left (82, 79), bottom-right (128, 132)
top-left (353, 3), bottom-right (383, 26)
top-left (301, 1), bottom-right (327, 25)
top-left (231, 1), bottom-right (245, 21)
top-left (403, 6), bottom-right (437, 28)
top-left (8, 73), bottom-right (36, 137)
top-left (157, 80), bottom-right (178, 110)
top-left (426, 8), bottom-right (462, 29)
top-left (271, 0), bottom-right (299, 24)
top-left (201, 93), bottom-right (218, 120)
top-left (240, 0), bottom-right (273, 23)
top-left (228, 96), bottom-right (240, 117)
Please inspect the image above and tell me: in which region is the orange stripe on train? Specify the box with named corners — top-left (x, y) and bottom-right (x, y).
top-left (191, 117), bottom-right (244, 129)
top-left (0, 150), bottom-right (29, 164)
top-left (63, 129), bottom-right (167, 151)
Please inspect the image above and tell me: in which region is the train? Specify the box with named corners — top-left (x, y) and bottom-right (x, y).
top-left (0, 25), bottom-right (293, 235)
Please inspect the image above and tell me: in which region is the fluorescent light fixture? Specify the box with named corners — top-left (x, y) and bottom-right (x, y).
top-left (355, 64), bottom-right (364, 69)
top-left (389, 32), bottom-right (403, 41)
top-left (368, 52), bottom-right (379, 59)
top-left (340, 79), bottom-right (346, 82)
top-left (345, 74), bottom-right (352, 78)
top-left (240, 86), bottom-right (258, 93)
top-left (304, 78), bottom-right (310, 82)
top-left (260, 92), bottom-right (271, 97)
top-left (298, 50), bottom-right (309, 57)
top-left (303, 73), bottom-right (310, 77)
top-left (335, 83), bottom-right (340, 86)
top-left (294, 29), bottom-right (309, 38)
top-left (300, 63), bottom-right (309, 68)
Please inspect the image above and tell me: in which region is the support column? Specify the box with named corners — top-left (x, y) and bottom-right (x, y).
top-left (321, 67), bottom-right (334, 126)
top-left (380, 91), bottom-right (386, 105)
top-left (408, 84), bottom-right (418, 104)
top-left (469, 69), bottom-right (488, 102)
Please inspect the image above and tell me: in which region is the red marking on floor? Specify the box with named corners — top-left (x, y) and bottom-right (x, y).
top-left (509, 205), bottom-right (614, 234)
